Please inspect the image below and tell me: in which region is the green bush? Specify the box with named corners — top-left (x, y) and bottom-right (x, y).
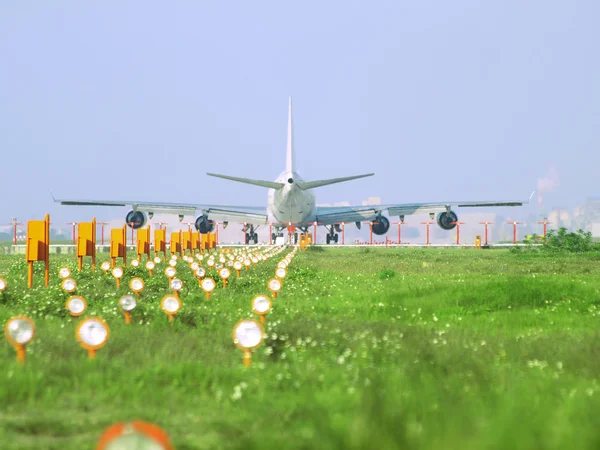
top-left (542, 228), bottom-right (597, 253)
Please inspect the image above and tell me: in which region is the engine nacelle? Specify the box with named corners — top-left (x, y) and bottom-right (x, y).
top-left (436, 211), bottom-right (458, 230)
top-left (125, 210), bottom-right (147, 229)
top-left (372, 215), bottom-right (390, 235)
top-left (195, 214), bottom-right (215, 234)
top-left (334, 223), bottom-right (342, 233)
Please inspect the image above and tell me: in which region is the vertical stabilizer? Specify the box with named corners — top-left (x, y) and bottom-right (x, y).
top-left (286, 96), bottom-right (295, 173)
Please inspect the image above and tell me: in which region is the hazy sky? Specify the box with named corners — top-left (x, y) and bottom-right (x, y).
top-left (1, 1), bottom-right (598, 229)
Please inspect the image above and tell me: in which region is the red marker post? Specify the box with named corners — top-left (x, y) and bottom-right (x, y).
top-left (479, 222), bottom-right (494, 246)
top-left (537, 218), bottom-right (551, 242)
top-left (451, 221), bottom-right (465, 245)
top-left (10, 218), bottom-right (23, 245)
top-left (392, 221), bottom-right (406, 244)
top-left (420, 221), bottom-right (434, 246)
top-left (97, 222), bottom-right (109, 245)
top-left (507, 222), bottom-right (522, 245)
top-left (67, 222), bottom-right (77, 244)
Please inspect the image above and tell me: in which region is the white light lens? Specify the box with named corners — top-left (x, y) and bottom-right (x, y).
top-left (233, 261), bottom-right (242, 270)
top-left (201, 278), bottom-right (215, 292)
top-left (244, 259), bottom-right (251, 266)
top-left (219, 256), bottom-right (226, 263)
top-left (101, 262), bottom-right (111, 272)
top-left (7, 318), bottom-right (34, 344)
top-left (277, 262), bottom-right (287, 269)
top-left (131, 259), bottom-right (139, 267)
top-left (162, 296), bottom-right (180, 313)
top-left (170, 278), bottom-right (183, 291)
top-left (169, 260), bottom-right (177, 267)
top-left (67, 297), bottom-right (86, 314)
top-left (62, 278), bottom-right (77, 292)
top-left (227, 261), bottom-right (233, 267)
top-left (252, 257), bottom-right (258, 264)
top-left (130, 278), bottom-right (144, 292)
top-left (276, 268), bottom-right (286, 278)
top-left (0, 279), bottom-right (6, 290)
top-left (219, 268), bottom-right (231, 279)
top-left (207, 260), bottom-right (215, 267)
top-left (216, 262), bottom-right (223, 270)
top-left (119, 295), bottom-right (137, 311)
top-left (78, 319), bottom-right (108, 347)
top-left (59, 267), bottom-right (71, 278)
top-left (146, 261), bottom-right (155, 270)
top-left (234, 320), bottom-right (263, 349)
top-left (196, 267), bottom-right (206, 278)
top-left (165, 267), bottom-right (176, 277)
top-left (191, 262), bottom-right (199, 271)
top-left (197, 255), bottom-right (204, 261)
top-left (112, 268), bottom-right (123, 278)
top-left (154, 257), bottom-right (161, 264)
top-left (269, 278), bottom-right (282, 292)
top-left (252, 295), bottom-right (271, 314)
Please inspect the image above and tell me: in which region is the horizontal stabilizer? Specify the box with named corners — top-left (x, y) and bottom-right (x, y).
top-left (207, 173), bottom-right (285, 190)
top-left (297, 173), bottom-right (374, 190)
top-left (205, 208), bottom-right (268, 225)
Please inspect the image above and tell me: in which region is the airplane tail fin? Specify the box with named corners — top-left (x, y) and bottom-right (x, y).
top-left (296, 173), bottom-right (374, 190)
top-left (286, 96), bottom-right (295, 173)
top-left (207, 173), bottom-right (285, 190)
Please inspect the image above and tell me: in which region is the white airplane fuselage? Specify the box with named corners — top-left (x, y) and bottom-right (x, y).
top-left (267, 171), bottom-right (316, 227)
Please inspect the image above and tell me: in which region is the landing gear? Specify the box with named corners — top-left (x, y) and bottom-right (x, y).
top-left (326, 227), bottom-right (338, 245)
top-left (243, 225), bottom-right (259, 245)
top-left (294, 232), bottom-right (298, 244)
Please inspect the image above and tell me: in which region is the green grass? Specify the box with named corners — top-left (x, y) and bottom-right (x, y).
top-left (1, 247), bottom-right (600, 449)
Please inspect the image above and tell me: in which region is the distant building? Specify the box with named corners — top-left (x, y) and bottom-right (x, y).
top-left (584, 198), bottom-right (600, 237)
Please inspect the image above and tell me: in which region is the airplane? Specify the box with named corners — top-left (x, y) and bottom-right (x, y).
top-left (54, 97), bottom-right (534, 244)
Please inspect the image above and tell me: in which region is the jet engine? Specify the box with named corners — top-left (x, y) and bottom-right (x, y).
top-left (372, 215), bottom-right (390, 235)
top-left (436, 211), bottom-right (458, 230)
top-left (334, 224), bottom-right (342, 233)
top-left (195, 214), bottom-right (216, 234)
top-left (125, 210), bottom-right (147, 229)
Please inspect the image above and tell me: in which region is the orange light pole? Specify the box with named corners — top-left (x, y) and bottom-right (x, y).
top-left (313, 222), bottom-right (317, 244)
top-left (153, 221), bottom-right (168, 230)
top-left (126, 223), bottom-right (136, 246)
top-left (508, 221), bottom-right (522, 244)
top-left (420, 221), bottom-right (434, 246)
top-left (451, 221), bottom-right (465, 245)
top-left (393, 221), bottom-right (405, 244)
top-left (215, 222), bottom-right (219, 247)
top-left (537, 218), bottom-right (551, 241)
top-left (363, 222), bottom-right (374, 245)
top-left (67, 222), bottom-right (77, 244)
top-left (10, 218), bottom-right (23, 245)
top-left (269, 223), bottom-right (272, 244)
top-left (342, 222), bottom-right (345, 245)
top-left (479, 222), bottom-right (494, 245)
top-left (97, 222), bottom-right (109, 245)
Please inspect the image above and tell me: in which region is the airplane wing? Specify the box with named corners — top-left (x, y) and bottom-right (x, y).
top-left (315, 192), bottom-right (535, 225)
top-left (52, 196), bottom-right (268, 224)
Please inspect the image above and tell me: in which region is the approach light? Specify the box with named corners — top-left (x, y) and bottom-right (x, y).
top-left (95, 420), bottom-right (174, 450)
top-left (131, 259), bottom-right (140, 268)
top-left (168, 259), bottom-right (177, 267)
top-left (170, 278), bottom-right (183, 295)
top-left (275, 267), bottom-right (287, 279)
top-left (233, 261), bottom-right (243, 276)
top-left (154, 256), bottom-right (161, 264)
top-left (268, 278), bottom-right (282, 298)
top-left (251, 295), bottom-right (272, 324)
top-left (219, 268), bottom-right (231, 288)
top-left (118, 295), bottom-right (137, 324)
top-left (5, 315), bottom-right (35, 364)
top-left (61, 277), bottom-right (77, 293)
top-left (219, 256), bottom-right (226, 263)
top-left (201, 277), bottom-right (216, 299)
top-left (196, 254), bottom-right (204, 261)
top-left (100, 261), bottom-right (111, 273)
top-left (243, 259), bottom-right (251, 270)
top-left (215, 262), bottom-right (223, 271)
top-left (129, 277), bottom-right (145, 295)
top-left (146, 261), bottom-right (155, 276)
top-left (195, 267), bottom-right (206, 278)
top-left (58, 267), bottom-right (71, 279)
top-left (112, 267), bottom-right (124, 288)
top-left (252, 257), bottom-right (258, 264)
top-left (277, 261), bottom-right (287, 269)
top-left (232, 319), bottom-right (265, 367)
top-left (191, 262), bottom-right (199, 271)
top-left (207, 259), bottom-right (215, 269)
top-left (161, 295), bottom-right (181, 322)
top-left (227, 260), bottom-right (233, 268)
top-left (66, 296), bottom-right (87, 317)
top-left (0, 278), bottom-right (6, 292)
top-left (76, 317), bottom-right (109, 359)
top-left (164, 267), bottom-right (176, 279)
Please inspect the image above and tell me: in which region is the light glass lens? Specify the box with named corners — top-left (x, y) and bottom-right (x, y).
top-left (146, 261), bottom-right (155, 270)
top-left (112, 268), bottom-right (123, 278)
top-left (78, 320), bottom-right (108, 347)
top-left (130, 278), bottom-right (144, 292)
top-left (219, 268), bottom-right (230, 279)
top-left (233, 261), bottom-right (242, 270)
top-left (196, 267), bottom-right (206, 278)
top-left (276, 268), bottom-right (286, 278)
top-left (170, 279), bottom-right (183, 291)
top-left (252, 257), bottom-right (258, 264)
top-left (201, 278), bottom-right (215, 292)
top-left (7, 318), bottom-right (34, 344)
top-left (234, 321), bottom-right (263, 348)
top-left (216, 263), bottom-right (223, 270)
top-left (0, 279), bottom-right (6, 290)
top-left (59, 267), bottom-right (71, 278)
top-left (162, 296), bottom-right (180, 313)
top-left (101, 262), bottom-right (111, 271)
top-left (269, 279), bottom-right (282, 292)
top-left (67, 297), bottom-right (86, 314)
top-left (154, 257), bottom-right (161, 264)
top-left (62, 278), bottom-right (76, 292)
top-left (119, 295), bottom-right (137, 311)
top-left (278, 262), bottom-right (287, 269)
top-left (104, 433), bottom-right (164, 450)
top-left (207, 259), bottom-right (215, 267)
top-left (169, 260), bottom-right (177, 267)
top-left (191, 262), bottom-right (199, 271)
top-left (253, 296), bottom-right (271, 314)
top-left (165, 267), bottom-right (176, 277)
top-left (131, 259), bottom-right (139, 267)
top-left (244, 259), bottom-right (251, 266)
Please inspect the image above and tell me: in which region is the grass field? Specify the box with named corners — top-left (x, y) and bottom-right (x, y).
top-left (1, 247), bottom-right (600, 449)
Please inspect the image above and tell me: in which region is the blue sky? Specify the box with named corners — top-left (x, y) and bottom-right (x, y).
top-left (1, 1), bottom-right (598, 231)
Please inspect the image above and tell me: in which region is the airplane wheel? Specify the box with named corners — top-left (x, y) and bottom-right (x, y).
top-left (326, 234), bottom-right (331, 245)
top-left (294, 233), bottom-right (298, 244)
top-left (272, 233), bottom-right (276, 242)
top-left (253, 232), bottom-right (258, 244)
top-left (334, 233), bottom-right (339, 243)
top-left (245, 233), bottom-right (249, 245)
